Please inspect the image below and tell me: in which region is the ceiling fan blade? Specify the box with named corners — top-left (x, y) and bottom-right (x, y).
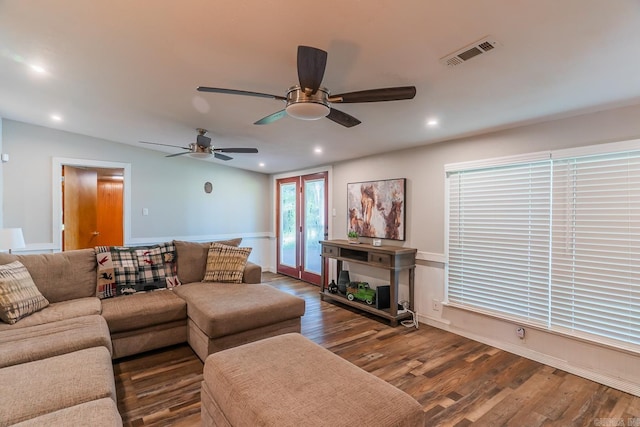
top-left (329, 86), bottom-right (417, 103)
top-left (139, 141), bottom-right (187, 149)
top-left (196, 134), bottom-right (212, 147)
top-left (254, 109), bottom-right (287, 125)
top-left (214, 152), bottom-right (233, 161)
top-left (197, 87), bottom-right (286, 101)
top-left (297, 46), bottom-right (327, 94)
top-left (166, 152), bottom-right (191, 158)
top-left (326, 108), bottom-right (361, 128)
top-left (214, 148), bottom-right (259, 153)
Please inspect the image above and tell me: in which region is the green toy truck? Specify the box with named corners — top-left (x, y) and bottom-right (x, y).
top-left (346, 282), bottom-right (376, 305)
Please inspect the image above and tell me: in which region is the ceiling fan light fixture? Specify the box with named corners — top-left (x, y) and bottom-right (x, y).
top-left (188, 152), bottom-right (212, 159)
top-left (286, 102), bottom-right (329, 120)
top-left (187, 143), bottom-right (213, 158)
top-left (285, 85), bottom-right (330, 120)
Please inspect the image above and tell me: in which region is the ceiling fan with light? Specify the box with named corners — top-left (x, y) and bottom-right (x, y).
top-left (197, 45), bottom-right (417, 128)
top-left (139, 128), bottom-right (258, 160)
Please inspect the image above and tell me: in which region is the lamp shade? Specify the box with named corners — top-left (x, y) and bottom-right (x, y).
top-left (0, 228), bottom-right (26, 252)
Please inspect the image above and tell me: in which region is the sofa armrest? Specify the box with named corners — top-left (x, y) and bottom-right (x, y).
top-left (242, 262), bottom-right (262, 284)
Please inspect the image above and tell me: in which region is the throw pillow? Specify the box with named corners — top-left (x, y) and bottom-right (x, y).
top-left (96, 248), bottom-right (117, 299)
top-left (135, 245), bottom-right (167, 285)
top-left (0, 261), bottom-right (49, 324)
top-left (96, 246), bottom-right (139, 297)
top-left (203, 242), bottom-right (252, 283)
top-left (158, 242), bottom-right (181, 288)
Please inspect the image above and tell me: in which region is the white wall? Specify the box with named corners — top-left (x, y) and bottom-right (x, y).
top-left (331, 103), bottom-right (640, 395)
top-left (1, 119), bottom-right (273, 266)
top-left (0, 118), bottom-right (3, 226)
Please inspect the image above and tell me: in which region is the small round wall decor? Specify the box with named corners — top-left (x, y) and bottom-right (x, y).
top-left (204, 181), bottom-right (213, 194)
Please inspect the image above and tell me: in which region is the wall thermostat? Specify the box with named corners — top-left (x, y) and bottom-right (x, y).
top-left (372, 239), bottom-right (382, 246)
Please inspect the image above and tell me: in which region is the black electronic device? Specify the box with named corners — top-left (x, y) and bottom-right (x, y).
top-left (375, 285), bottom-right (391, 310)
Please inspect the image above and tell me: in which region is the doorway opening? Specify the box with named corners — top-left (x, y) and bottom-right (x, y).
top-left (53, 158), bottom-right (131, 251)
top-left (62, 166), bottom-right (124, 250)
top-left (276, 172), bottom-right (328, 285)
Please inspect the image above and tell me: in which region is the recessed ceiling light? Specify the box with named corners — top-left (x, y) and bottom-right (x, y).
top-left (50, 114), bottom-right (62, 122)
top-left (259, 162), bottom-right (265, 167)
top-left (314, 147), bottom-right (323, 154)
top-left (426, 118), bottom-right (439, 127)
top-left (30, 64), bottom-right (46, 74)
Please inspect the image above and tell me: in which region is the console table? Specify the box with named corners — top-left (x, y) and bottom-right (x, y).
top-left (319, 240), bottom-right (417, 326)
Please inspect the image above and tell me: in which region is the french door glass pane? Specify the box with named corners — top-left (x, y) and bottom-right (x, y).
top-left (304, 178), bottom-right (325, 274)
top-left (280, 182), bottom-right (297, 268)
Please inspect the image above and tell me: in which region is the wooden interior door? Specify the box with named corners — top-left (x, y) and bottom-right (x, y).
top-left (63, 166), bottom-right (98, 250)
top-left (96, 178), bottom-right (123, 246)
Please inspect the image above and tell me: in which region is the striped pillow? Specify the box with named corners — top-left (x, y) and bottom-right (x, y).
top-left (0, 261), bottom-right (49, 324)
top-left (203, 243), bottom-right (252, 283)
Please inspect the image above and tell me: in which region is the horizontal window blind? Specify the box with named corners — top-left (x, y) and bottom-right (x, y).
top-left (551, 151), bottom-right (640, 346)
top-left (446, 144), bottom-right (640, 351)
top-left (447, 161), bottom-right (551, 325)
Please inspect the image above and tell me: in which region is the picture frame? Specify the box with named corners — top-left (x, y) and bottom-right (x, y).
top-left (347, 178), bottom-right (406, 241)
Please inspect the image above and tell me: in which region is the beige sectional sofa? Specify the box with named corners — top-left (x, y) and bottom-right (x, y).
top-left (0, 239), bottom-right (305, 426)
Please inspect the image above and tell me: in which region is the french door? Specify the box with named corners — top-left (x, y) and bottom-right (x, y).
top-left (277, 172), bottom-right (328, 285)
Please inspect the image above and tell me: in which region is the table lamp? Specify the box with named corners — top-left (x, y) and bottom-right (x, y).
top-left (0, 228), bottom-right (26, 254)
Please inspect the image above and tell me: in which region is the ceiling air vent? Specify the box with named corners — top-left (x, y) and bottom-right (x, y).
top-left (440, 36), bottom-right (500, 67)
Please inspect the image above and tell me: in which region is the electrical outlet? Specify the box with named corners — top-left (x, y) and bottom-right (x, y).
top-left (516, 327), bottom-right (526, 339)
top-left (432, 299), bottom-right (441, 312)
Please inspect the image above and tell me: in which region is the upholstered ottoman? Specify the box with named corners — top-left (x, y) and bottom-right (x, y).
top-left (173, 283), bottom-right (305, 361)
top-left (201, 333), bottom-right (425, 427)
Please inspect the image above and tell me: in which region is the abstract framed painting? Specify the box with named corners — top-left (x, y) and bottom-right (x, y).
top-left (347, 178), bottom-right (406, 241)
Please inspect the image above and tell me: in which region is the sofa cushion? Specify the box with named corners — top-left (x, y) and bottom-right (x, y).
top-left (0, 249), bottom-right (97, 303)
top-left (0, 314), bottom-right (112, 368)
top-left (174, 238), bottom-right (242, 284)
top-left (0, 297), bottom-right (101, 331)
top-left (203, 243), bottom-right (252, 284)
top-left (0, 346), bottom-right (116, 425)
top-left (100, 290), bottom-right (187, 333)
top-left (10, 398), bottom-right (122, 427)
top-left (0, 261), bottom-right (49, 324)
top-left (173, 282), bottom-right (305, 338)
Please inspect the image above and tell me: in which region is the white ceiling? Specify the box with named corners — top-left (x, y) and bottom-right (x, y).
top-left (1, 1), bottom-right (640, 174)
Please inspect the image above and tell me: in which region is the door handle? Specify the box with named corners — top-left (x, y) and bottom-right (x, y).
top-left (92, 231), bottom-right (100, 236)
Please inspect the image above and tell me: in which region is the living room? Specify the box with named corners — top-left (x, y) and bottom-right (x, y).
top-left (2, 1), bottom-right (640, 425)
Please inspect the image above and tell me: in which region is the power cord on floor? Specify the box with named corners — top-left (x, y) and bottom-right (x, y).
top-left (401, 309), bottom-right (418, 329)
top-left (399, 301), bottom-right (418, 329)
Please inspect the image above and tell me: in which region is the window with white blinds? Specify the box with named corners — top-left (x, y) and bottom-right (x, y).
top-left (446, 141), bottom-right (640, 351)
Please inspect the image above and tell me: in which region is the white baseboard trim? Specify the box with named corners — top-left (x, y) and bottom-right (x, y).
top-left (417, 313), bottom-right (451, 327)
top-left (10, 233), bottom-right (274, 253)
top-left (126, 232), bottom-right (273, 245)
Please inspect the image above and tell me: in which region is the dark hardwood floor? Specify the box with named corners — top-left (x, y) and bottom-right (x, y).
top-left (113, 273), bottom-right (640, 426)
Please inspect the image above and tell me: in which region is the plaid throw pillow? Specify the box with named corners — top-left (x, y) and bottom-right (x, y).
top-left (135, 246), bottom-right (166, 284)
top-left (96, 246), bottom-right (139, 297)
top-left (96, 243), bottom-right (181, 298)
top-left (158, 242), bottom-right (181, 288)
top-left (0, 261), bottom-right (49, 324)
top-left (203, 242), bottom-right (252, 284)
